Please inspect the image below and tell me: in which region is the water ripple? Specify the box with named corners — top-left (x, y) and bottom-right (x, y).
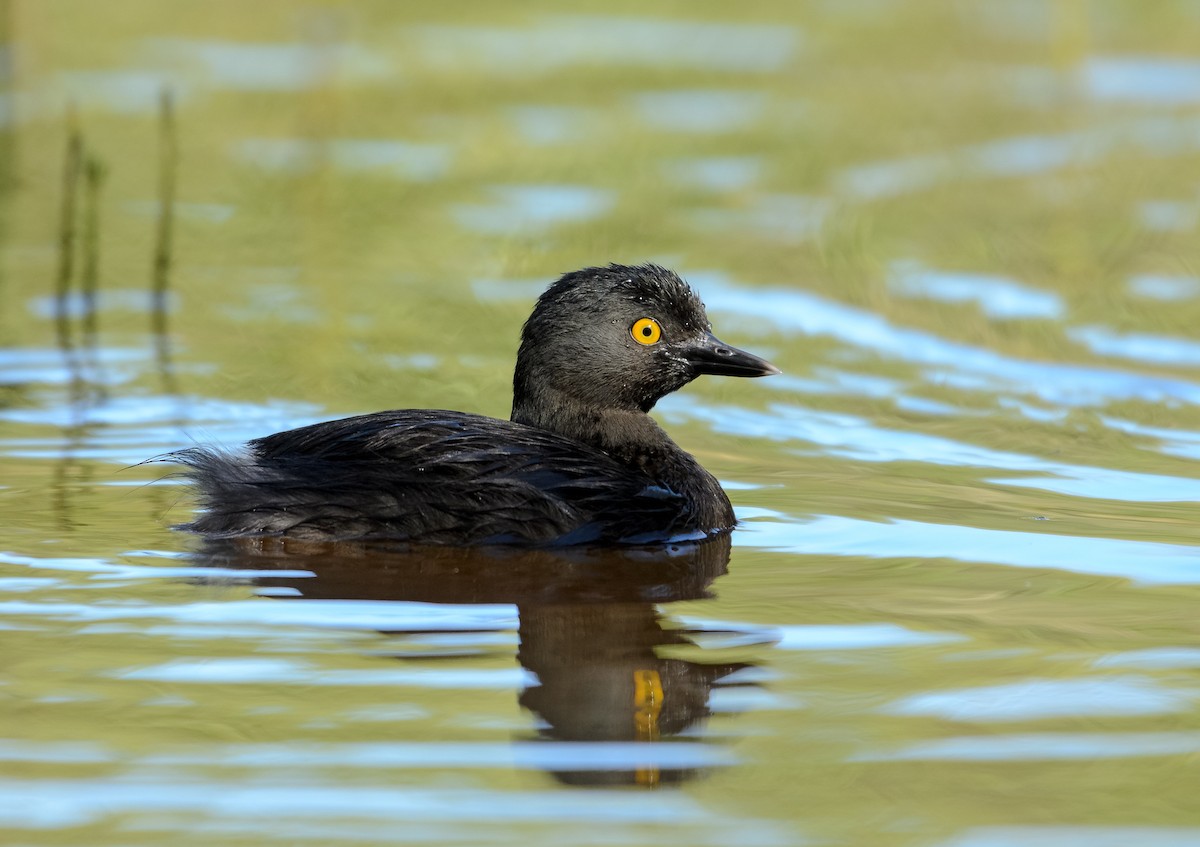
top-left (114, 657), bottom-right (532, 689)
top-left (886, 676), bottom-right (1195, 721)
top-left (407, 18), bottom-right (799, 74)
top-left (1070, 325), bottom-right (1200, 368)
top-left (669, 398), bottom-right (1200, 503)
top-left (939, 826), bottom-right (1200, 847)
top-left (739, 515), bottom-right (1200, 584)
top-left (1086, 57), bottom-right (1200, 105)
top-left (837, 116), bottom-right (1200, 200)
top-left (889, 261), bottom-right (1063, 320)
top-left (452, 185), bottom-right (615, 234)
top-left (857, 731), bottom-right (1200, 761)
top-left (697, 273), bottom-right (1200, 408)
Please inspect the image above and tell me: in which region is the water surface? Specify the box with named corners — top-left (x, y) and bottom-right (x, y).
top-left (2, 2), bottom-right (1199, 845)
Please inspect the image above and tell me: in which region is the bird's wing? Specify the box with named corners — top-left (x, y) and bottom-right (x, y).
top-left (177, 410), bottom-right (696, 545)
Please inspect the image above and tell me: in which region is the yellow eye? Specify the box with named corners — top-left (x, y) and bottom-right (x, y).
top-left (631, 317), bottom-right (662, 345)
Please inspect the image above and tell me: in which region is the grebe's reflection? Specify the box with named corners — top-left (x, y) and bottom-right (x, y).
top-left (197, 533), bottom-right (759, 787)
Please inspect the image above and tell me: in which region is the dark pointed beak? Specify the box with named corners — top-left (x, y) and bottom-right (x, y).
top-left (683, 333), bottom-right (781, 378)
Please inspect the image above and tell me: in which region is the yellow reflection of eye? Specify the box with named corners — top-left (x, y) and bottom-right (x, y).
top-left (631, 317), bottom-right (662, 346)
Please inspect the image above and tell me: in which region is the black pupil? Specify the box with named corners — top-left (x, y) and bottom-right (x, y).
top-left (642, 326), bottom-right (651, 335)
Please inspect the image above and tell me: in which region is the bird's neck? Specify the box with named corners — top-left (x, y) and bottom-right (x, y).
top-left (511, 385), bottom-right (733, 525)
top-left (513, 384), bottom-right (671, 462)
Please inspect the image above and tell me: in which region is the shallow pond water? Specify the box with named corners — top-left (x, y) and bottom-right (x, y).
top-left (2, 2), bottom-right (1200, 845)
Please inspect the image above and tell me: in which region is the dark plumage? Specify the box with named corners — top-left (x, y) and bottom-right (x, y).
top-left (169, 263), bottom-right (779, 545)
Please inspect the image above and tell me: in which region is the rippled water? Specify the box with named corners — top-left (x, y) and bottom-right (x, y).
top-left (2, 3), bottom-right (1200, 845)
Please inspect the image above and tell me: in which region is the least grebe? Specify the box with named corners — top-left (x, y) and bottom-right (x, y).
top-left (171, 264), bottom-right (778, 545)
